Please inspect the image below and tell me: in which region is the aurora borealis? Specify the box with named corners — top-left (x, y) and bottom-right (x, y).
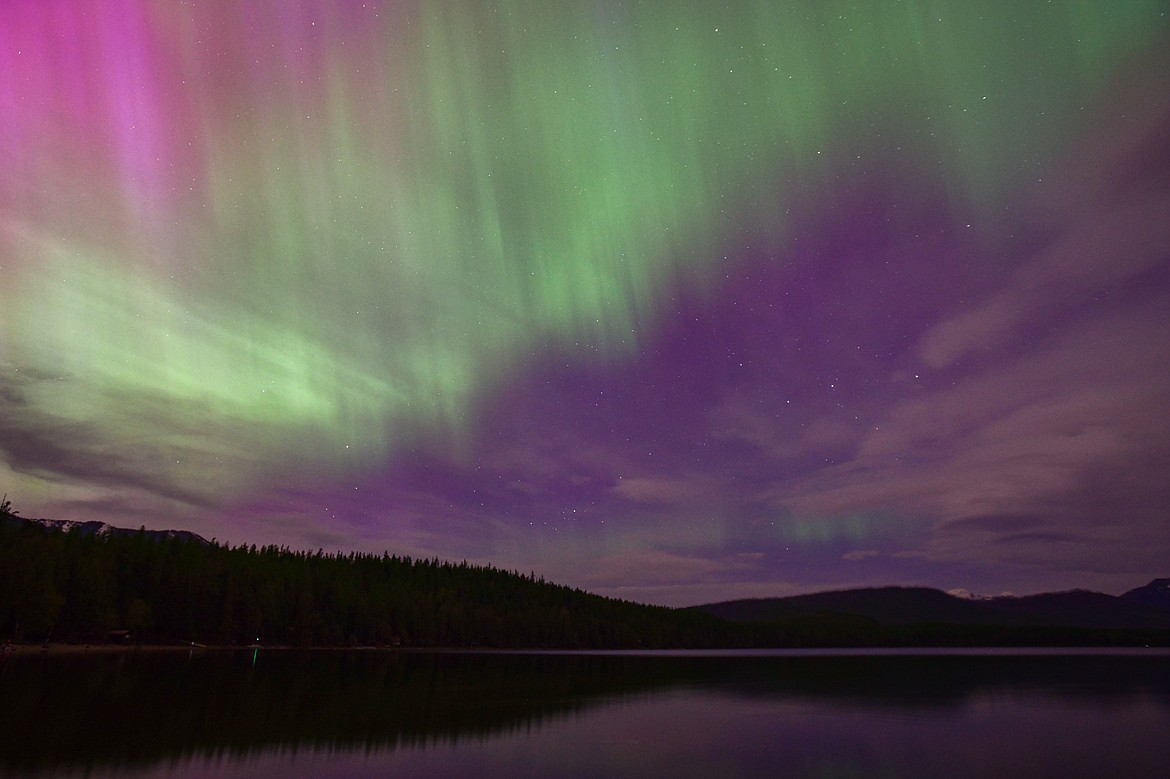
top-left (2, 0), bottom-right (1168, 605)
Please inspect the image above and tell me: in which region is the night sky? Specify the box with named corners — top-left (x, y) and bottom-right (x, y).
top-left (2, 1), bottom-right (1169, 606)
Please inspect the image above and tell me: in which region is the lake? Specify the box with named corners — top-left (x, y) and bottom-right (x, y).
top-left (2, 647), bottom-right (1168, 778)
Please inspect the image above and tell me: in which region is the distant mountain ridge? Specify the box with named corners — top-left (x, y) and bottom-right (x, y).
top-left (1121, 578), bottom-right (1170, 609)
top-left (693, 581), bottom-right (1170, 630)
top-left (1, 513), bottom-right (209, 546)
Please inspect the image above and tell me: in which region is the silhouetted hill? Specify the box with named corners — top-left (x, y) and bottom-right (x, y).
top-left (693, 583), bottom-right (1170, 630)
top-left (1121, 578), bottom-right (1170, 609)
top-left (0, 510), bottom-right (732, 648)
top-left (696, 587), bottom-right (982, 625)
top-left (3, 503), bottom-right (1168, 647)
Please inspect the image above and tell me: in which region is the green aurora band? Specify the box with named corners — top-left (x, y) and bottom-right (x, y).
top-left (1, 0), bottom-right (1166, 508)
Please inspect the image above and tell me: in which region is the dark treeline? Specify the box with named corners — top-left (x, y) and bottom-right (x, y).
top-left (3, 510), bottom-right (1168, 648)
top-left (0, 514), bottom-right (732, 648)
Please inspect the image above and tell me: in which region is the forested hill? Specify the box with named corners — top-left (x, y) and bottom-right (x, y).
top-left (3, 505), bottom-right (1169, 649)
top-left (0, 510), bottom-right (732, 648)
top-left (692, 581), bottom-right (1170, 630)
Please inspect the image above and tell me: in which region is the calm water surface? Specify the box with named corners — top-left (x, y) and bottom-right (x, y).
top-left (2, 648), bottom-right (1167, 778)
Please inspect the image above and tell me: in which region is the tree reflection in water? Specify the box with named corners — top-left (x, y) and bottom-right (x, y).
top-left (1, 649), bottom-right (1168, 777)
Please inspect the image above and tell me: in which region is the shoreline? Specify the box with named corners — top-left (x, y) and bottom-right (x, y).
top-left (4, 642), bottom-right (1169, 658)
top-left (2, 643), bottom-right (211, 656)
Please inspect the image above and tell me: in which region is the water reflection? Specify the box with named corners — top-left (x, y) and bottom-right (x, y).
top-left (2, 649), bottom-right (1168, 778)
